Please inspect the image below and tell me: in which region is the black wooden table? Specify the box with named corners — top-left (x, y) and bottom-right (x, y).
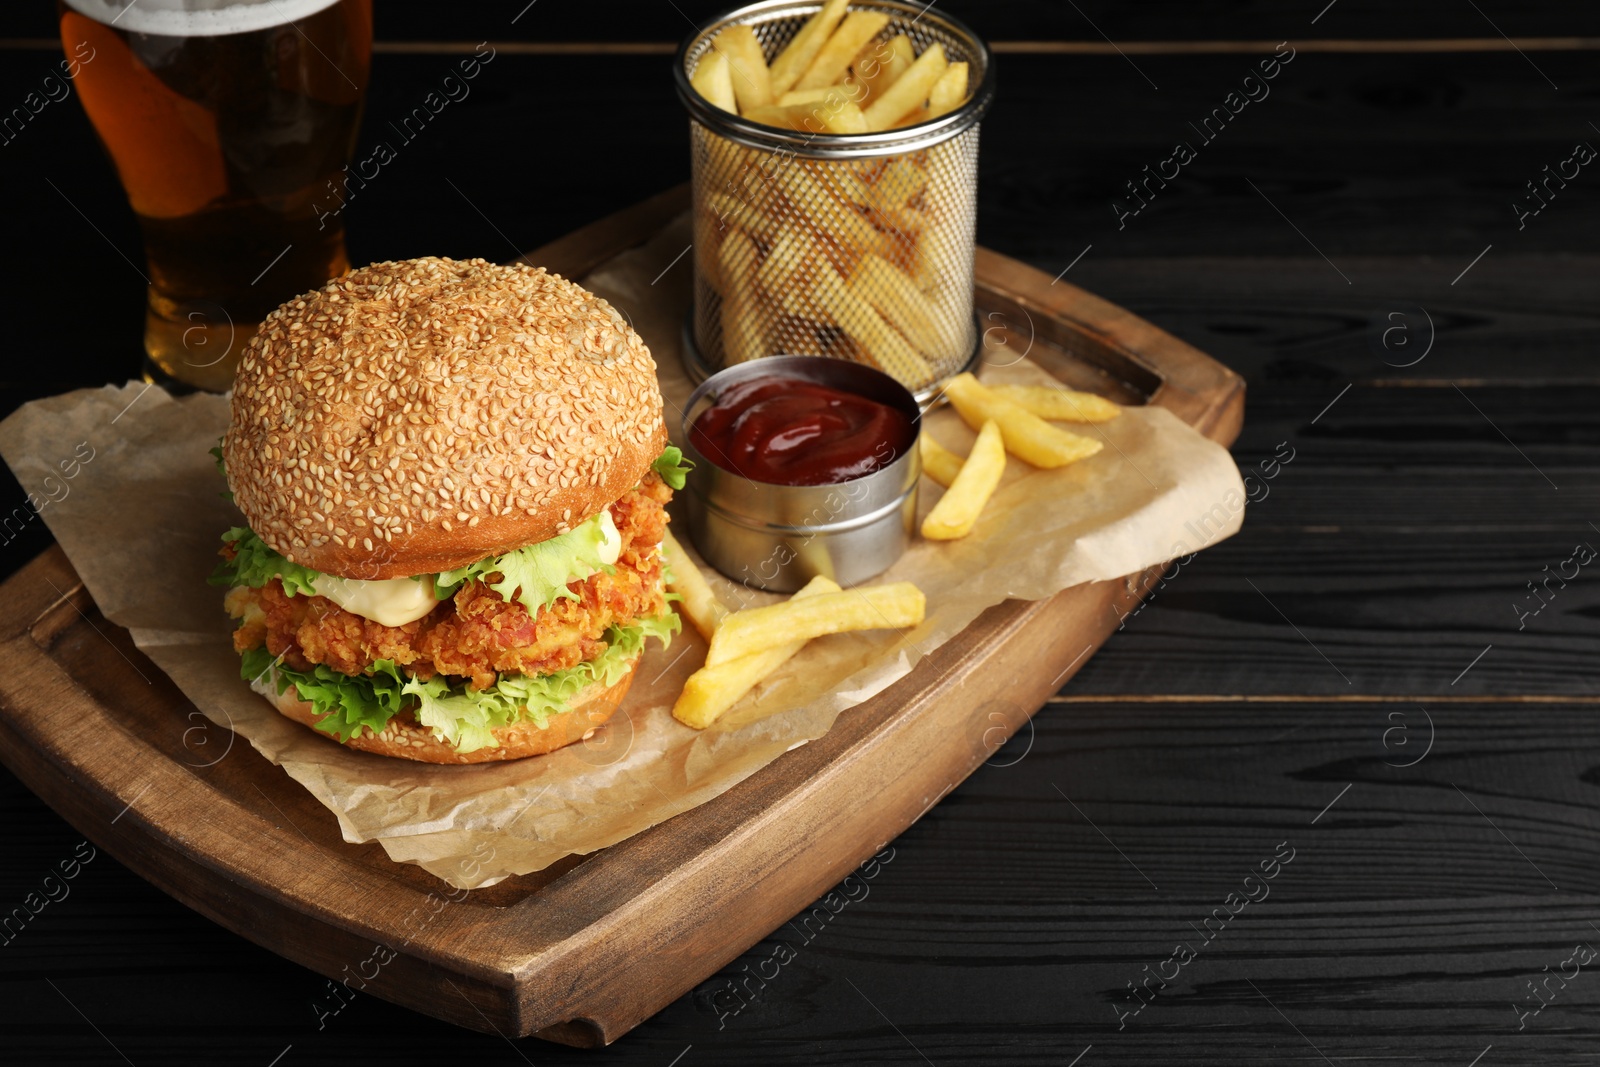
top-left (4, 2), bottom-right (1598, 1063)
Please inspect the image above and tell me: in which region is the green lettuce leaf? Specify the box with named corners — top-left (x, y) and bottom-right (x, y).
top-left (211, 446), bottom-right (686, 606)
top-left (433, 508), bottom-right (618, 611)
top-left (240, 646), bottom-right (409, 743)
top-left (210, 442), bottom-right (235, 503)
top-left (240, 612), bottom-right (680, 753)
top-left (212, 527), bottom-right (321, 597)
top-left (652, 445), bottom-right (693, 490)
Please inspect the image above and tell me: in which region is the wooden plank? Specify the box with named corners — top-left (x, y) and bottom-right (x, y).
top-left (1227, 383), bottom-right (1598, 530)
top-left (0, 191), bottom-right (1243, 1044)
top-left (11, 699), bottom-right (1600, 1063)
top-left (526, 184), bottom-right (688, 282)
top-left (1064, 525), bottom-right (1600, 698)
top-left (347, 51), bottom-right (1600, 268)
top-left (12, 35), bottom-right (1600, 56)
top-left (6, 48), bottom-right (1599, 421)
top-left (297, 3), bottom-right (1600, 47)
top-left (682, 697), bottom-right (1600, 1061)
top-left (1065, 256), bottom-right (1600, 386)
top-left (980, 58), bottom-right (1600, 269)
top-left (1197, 466), bottom-right (1600, 530)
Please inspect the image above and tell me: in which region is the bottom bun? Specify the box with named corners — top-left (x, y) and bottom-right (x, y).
top-left (252, 656), bottom-right (640, 765)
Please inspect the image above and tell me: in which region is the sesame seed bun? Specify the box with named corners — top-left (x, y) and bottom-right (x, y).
top-left (223, 256), bottom-right (668, 580)
top-left (251, 655), bottom-right (639, 764)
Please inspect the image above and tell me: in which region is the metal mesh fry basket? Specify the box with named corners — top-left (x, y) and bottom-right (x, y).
top-left (674, 0), bottom-right (996, 400)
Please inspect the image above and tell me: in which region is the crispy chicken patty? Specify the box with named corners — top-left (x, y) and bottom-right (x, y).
top-left (229, 474), bottom-right (671, 690)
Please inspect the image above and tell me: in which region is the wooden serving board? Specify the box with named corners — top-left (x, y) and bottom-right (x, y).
top-left (0, 185), bottom-right (1243, 1047)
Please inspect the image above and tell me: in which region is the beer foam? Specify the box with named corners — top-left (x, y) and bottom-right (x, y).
top-left (63, 0), bottom-right (343, 38)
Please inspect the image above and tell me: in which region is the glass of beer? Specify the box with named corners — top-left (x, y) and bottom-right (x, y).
top-left (59, 0), bottom-right (373, 391)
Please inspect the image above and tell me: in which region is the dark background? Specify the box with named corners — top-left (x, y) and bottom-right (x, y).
top-left (4, 1), bottom-right (1600, 1064)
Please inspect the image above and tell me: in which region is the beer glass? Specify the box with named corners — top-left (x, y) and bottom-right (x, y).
top-left (59, 0), bottom-right (373, 391)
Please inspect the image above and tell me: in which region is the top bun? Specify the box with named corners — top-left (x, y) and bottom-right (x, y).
top-left (224, 257), bottom-right (667, 580)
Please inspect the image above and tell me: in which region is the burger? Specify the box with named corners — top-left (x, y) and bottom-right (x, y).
top-left (210, 257), bottom-right (688, 764)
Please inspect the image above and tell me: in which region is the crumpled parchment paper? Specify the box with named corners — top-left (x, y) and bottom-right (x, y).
top-left (0, 221), bottom-right (1244, 888)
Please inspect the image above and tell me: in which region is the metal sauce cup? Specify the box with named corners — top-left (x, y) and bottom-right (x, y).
top-left (681, 356), bottom-right (921, 593)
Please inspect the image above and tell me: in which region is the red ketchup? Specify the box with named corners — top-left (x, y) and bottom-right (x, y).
top-left (690, 376), bottom-right (915, 486)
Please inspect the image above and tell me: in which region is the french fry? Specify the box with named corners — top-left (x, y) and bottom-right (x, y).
top-left (758, 229), bottom-right (813, 288)
top-left (777, 85), bottom-right (852, 107)
top-left (692, 18), bottom-right (979, 387)
top-left (796, 11), bottom-right (890, 91)
top-left (850, 253), bottom-right (940, 354)
top-left (759, 230), bottom-right (831, 318)
top-left (706, 192), bottom-right (779, 245)
top-left (743, 100), bottom-right (869, 135)
top-left (671, 575), bottom-right (841, 729)
top-left (854, 33), bottom-right (914, 105)
top-left (863, 42), bottom-right (946, 130)
top-left (701, 143), bottom-right (759, 206)
top-left (774, 162), bottom-right (895, 268)
top-left (768, 0), bottom-right (849, 95)
top-left (776, 280), bottom-right (832, 320)
top-left (662, 528), bottom-right (727, 642)
top-left (723, 147), bottom-right (790, 214)
top-left (916, 139), bottom-right (965, 200)
top-left (690, 49), bottom-right (737, 114)
top-left (841, 71), bottom-right (867, 104)
top-left (827, 167), bottom-right (923, 238)
top-left (701, 18), bottom-right (974, 136)
top-left (943, 373), bottom-right (1104, 468)
top-left (774, 156), bottom-right (843, 213)
top-left (925, 289), bottom-right (971, 360)
top-left (921, 419), bottom-right (1004, 540)
top-left (693, 206), bottom-right (725, 294)
top-left (741, 104), bottom-right (806, 132)
top-left (989, 384), bottom-right (1123, 424)
top-left (809, 97), bottom-right (871, 135)
top-left (927, 60), bottom-right (968, 118)
top-left (913, 214), bottom-right (963, 292)
top-left (810, 257), bottom-right (933, 384)
top-left (705, 582), bottom-right (926, 666)
top-left (905, 208), bottom-right (971, 363)
top-left (875, 156), bottom-right (927, 207)
top-left (919, 432), bottom-right (965, 488)
top-left (713, 25), bottom-right (773, 112)
top-left (719, 229), bottom-right (767, 364)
